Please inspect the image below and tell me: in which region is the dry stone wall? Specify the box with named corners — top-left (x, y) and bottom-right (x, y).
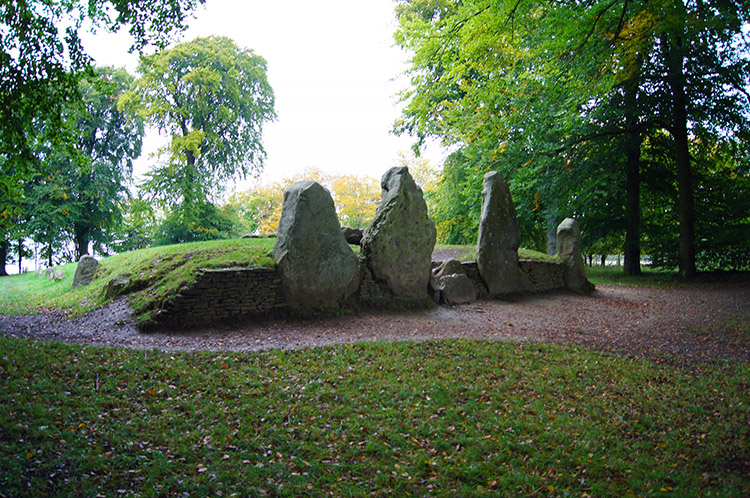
top-left (148, 258), bottom-right (567, 327)
top-left (518, 260), bottom-right (566, 293)
top-left (155, 267), bottom-right (286, 327)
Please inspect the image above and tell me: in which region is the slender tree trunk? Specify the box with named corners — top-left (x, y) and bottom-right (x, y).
top-left (17, 239), bottom-right (22, 274)
top-left (75, 225), bottom-right (89, 260)
top-left (623, 76), bottom-right (642, 276)
top-left (0, 240), bottom-right (8, 276)
top-left (665, 33), bottom-right (696, 278)
top-left (601, 254), bottom-right (606, 266)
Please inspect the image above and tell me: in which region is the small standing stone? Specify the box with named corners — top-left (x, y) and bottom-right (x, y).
top-left (556, 218), bottom-right (594, 294)
top-left (72, 255), bottom-right (99, 288)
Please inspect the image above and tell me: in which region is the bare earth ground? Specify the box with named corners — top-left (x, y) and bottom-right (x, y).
top-left (1, 281), bottom-right (749, 365)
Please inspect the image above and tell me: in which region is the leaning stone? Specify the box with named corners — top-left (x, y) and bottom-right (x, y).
top-left (434, 258), bottom-right (465, 279)
top-left (440, 274), bottom-right (477, 305)
top-left (46, 267), bottom-right (56, 280)
top-left (52, 270), bottom-right (65, 281)
top-left (476, 171), bottom-right (529, 296)
top-left (35, 266), bottom-right (46, 277)
top-left (273, 181), bottom-right (360, 309)
top-left (361, 167), bottom-right (436, 300)
top-left (427, 272), bottom-right (443, 304)
top-left (100, 274), bottom-right (131, 300)
top-left (72, 255), bottom-right (98, 288)
top-left (341, 227), bottom-right (364, 245)
top-left (556, 218), bottom-right (594, 294)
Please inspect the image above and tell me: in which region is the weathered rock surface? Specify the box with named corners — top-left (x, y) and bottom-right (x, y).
top-left (476, 171), bottom-right (529, 296)
top-left (100, 274), bottom-right (131, 300)
top-left (72, 255), bottom-right (98, 288)
top-left (441, 274), bottom-right (478, 305)
top-left (361, 167), bottom-right (436, 300)
top-left (51, 270), bottom-right (65, 281)
top-left (341, 227), bottom-right (363, 245)
top-left (273, 181), bottom-right (360, 309)
top-left (556, 218), bottom-right (594, 294)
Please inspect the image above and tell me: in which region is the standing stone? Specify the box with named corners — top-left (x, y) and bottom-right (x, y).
top-left (273, 181), bottom-right (360, 309)
top-left (72, 255), bottom-right (98, 288)
top-left (361, 167), bottom-right (436, 300)
top-left (476, 171), bottom-right (528, 296)
top-left (556, 218), bottom-right (594, 294)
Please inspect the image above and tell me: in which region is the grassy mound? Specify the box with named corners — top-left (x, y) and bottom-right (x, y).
top-left (0, 240), bottom-right (564, 326)
top-left (0, 238), bottom-right (276, 320)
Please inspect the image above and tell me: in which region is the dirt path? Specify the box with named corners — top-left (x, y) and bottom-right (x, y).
top-left (1, 282), bottom-right (749, 365)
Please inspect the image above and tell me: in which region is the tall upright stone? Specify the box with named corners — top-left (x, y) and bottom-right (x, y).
top-left (556, 218), bottom-right (594, 294)
top-left (72, 255), bottom-right (98, 288)
top-left (476, 171), bottom-right (528, 296)
top-left (361, 167), bottom-right (436, 300)
top-left (273, 181), bottom-right (360, 309)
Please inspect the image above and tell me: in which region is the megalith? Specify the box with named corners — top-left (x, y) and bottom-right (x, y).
top-left (361, 167), bottom-right (436, 300)
top-left (556, 218), bottom-right (594, 294)
top-left (476, 171), bottom-right (528, 296)
top-left (72, 255), bottom-right (98, 288)
top-left (273, 181), bottom-right (360, 309)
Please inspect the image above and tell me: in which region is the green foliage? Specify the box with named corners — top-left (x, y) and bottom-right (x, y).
top-left (122, 36), bottom-right (276, 208)
top-left (0, 0), bottom-right (203, 193)
top-left (156, 202), bottom-right (242, 245)
top-left (114, 198), bottom-right (159, 253)
top-left (394, 0), bottom-right (750, 274)
top-left (1, 338), bottom-right (748, 496)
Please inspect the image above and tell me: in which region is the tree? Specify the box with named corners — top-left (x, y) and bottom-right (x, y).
top-left (121, 36), bottom-right (276, 217)
top-left (1, 0), bottom-right (203, 185)
top-left (22, 66), bottom-right (143, 261)
top-left (394, 0), bottom-right (750, 276)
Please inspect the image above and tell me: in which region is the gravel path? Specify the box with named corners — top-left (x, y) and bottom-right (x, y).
top-left (1, 282), bottom-right (749, 364)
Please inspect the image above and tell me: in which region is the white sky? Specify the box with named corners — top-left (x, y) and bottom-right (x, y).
top-left (80, 0), bottom-right (446, 191)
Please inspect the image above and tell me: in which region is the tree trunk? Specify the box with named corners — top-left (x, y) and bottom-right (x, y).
top-left (546, 217), bottom-right (557, 256)
top-left (623, 75), bottom-right (642, 276)
top-left (601, 254), bottom-right (606, 266)
top-left (0, 240), bottom-right (8, 276)
top-left (17, 240), bottom-right (22, 274)
top-left (75, 225), bottom-right (89, 260)
top-left (664, 14), bottom-right (696, 278)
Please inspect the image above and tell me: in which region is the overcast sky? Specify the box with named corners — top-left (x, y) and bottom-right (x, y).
top-left (81, 0), bottom-right (445, 190)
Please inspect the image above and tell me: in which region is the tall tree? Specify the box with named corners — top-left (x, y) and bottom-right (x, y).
top-left (394, 0), bottom-right (750, 276)
top-left (121, 36), bottom-right (276, 219)
top-left (24, 66), bottom-right (143, 260)
top-left (1, 0), bottom-right (203, 179)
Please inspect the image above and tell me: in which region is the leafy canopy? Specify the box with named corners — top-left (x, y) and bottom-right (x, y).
top-left (121, 36), bottom-right (277, 208)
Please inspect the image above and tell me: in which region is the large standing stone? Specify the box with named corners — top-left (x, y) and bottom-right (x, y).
top-left (476, 171), bottom-right (528, 296)
top-left (273, 181), bottom-right (360, 309)
top-left (556, 218), bottom-right (594, 294)
top-left (361, 167), bottom-right (436, 300)
top-left (72, 255), bottom-right (98, 288)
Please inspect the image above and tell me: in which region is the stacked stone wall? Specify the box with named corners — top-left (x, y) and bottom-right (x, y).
top-left (158, 267), bottom-right (286, 326)
top-left (518, 259), bottom-right (565, 292)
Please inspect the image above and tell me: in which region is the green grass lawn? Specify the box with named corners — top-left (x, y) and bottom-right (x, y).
top-left (0, 338), bottom-right (747, 497)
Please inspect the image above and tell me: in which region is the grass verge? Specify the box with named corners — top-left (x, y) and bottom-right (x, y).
top-left (1, 338), bottom-right (747, 497)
